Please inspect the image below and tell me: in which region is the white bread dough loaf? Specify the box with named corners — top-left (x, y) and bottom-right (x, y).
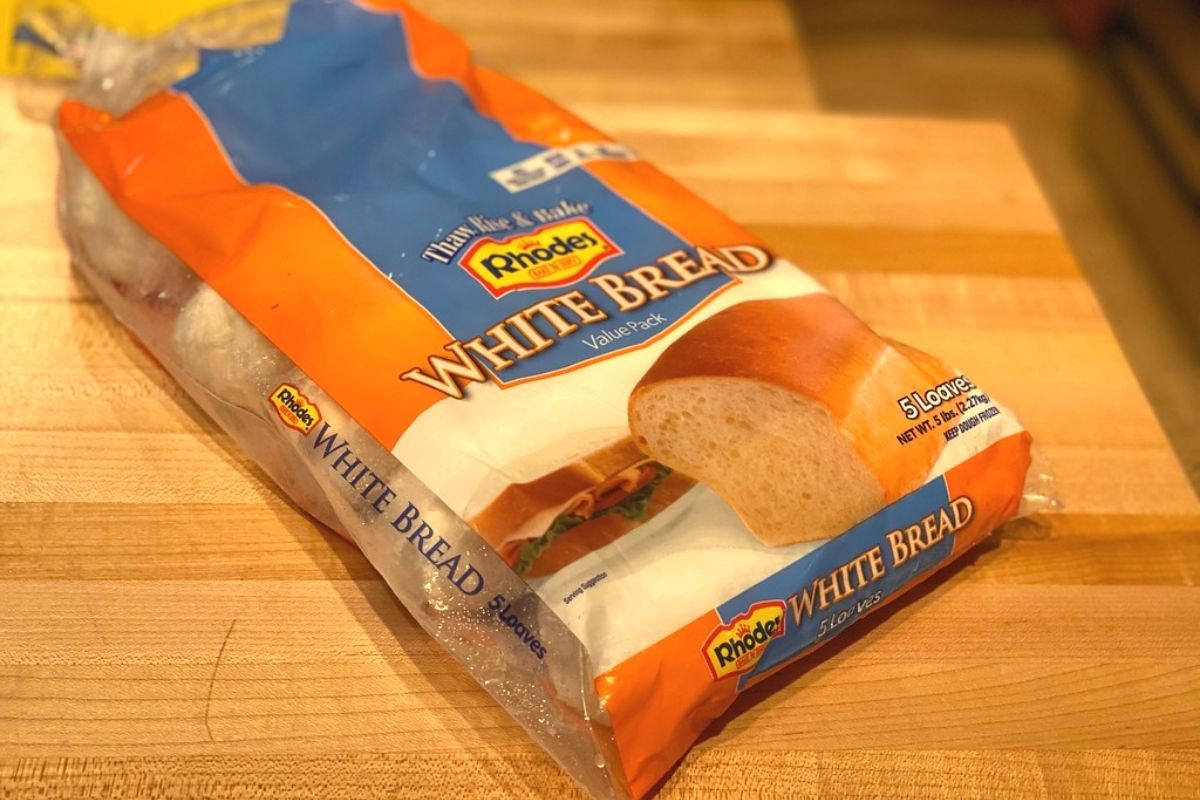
top-left (174, 284), bottom-right (286, 413)
top-left (60, 148), bottom-right (191, 302)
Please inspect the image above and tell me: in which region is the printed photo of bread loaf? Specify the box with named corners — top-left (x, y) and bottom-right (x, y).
top-left (629, 293), bottom-right (954, 546)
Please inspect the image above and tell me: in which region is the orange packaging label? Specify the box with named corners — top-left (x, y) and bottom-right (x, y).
top-left (701, 600), bottom-right (787, 680)
top-left (270, 383), bottom-right (322, 435)
top-left (458, 218), bottom-right (622, 298)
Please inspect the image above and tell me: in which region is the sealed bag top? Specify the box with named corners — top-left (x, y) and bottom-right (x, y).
top-left (58, 0), bottom-right (1033, 795)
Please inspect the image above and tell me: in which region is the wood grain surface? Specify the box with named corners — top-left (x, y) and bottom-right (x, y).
top-left (2, 1), bottom-right (1199, 797)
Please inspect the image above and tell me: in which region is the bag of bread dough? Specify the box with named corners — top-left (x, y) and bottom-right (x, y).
top-left (32, 0), bottom-right (1041, 796)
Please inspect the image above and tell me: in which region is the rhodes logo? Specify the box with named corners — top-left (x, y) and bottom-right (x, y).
top-left (702, 600), bottom-right (787, 680)
top-left (270, 383), bottom-right (321, 435)
top-left (458, 218), bottom-right (621, 298)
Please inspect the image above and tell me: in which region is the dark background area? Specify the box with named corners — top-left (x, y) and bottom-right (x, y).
top-left (790, 0), bottom-right (1199, 491)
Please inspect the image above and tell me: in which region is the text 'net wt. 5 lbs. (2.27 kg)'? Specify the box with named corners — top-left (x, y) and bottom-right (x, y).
top-left (46, 0), bottom-right (1036, 796)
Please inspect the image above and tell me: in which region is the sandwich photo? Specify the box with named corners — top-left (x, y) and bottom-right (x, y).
top-left (470, 437), bottom-right (695, 578)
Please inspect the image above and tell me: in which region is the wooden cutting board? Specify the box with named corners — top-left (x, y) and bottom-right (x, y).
top-left (2, 1), bottom-right (1198, 796)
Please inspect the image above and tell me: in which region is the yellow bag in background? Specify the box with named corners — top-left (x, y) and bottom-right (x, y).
top-left (2, 0), bottom-right (234, 73)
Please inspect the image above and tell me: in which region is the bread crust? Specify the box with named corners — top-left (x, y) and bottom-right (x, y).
top-left (632, 294), bottom-right (882, 421)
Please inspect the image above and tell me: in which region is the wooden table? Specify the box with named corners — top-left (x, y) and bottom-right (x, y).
top-left (3, 1), bottom-right (1199, 796)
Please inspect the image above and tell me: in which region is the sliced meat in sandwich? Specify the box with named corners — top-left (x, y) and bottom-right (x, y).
top-left (470, 437), bottom-right (694, 578)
